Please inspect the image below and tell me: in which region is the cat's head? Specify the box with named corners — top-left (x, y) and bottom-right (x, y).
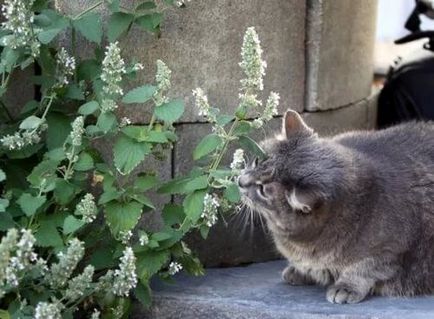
top-left (238, 110), bottom-right (346, 241)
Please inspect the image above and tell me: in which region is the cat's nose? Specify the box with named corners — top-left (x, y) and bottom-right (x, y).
top-left (238, 174), bottom-right (252, 188)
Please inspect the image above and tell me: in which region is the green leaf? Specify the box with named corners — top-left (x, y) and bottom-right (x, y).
top-left (36, 10), bottom-right (69, 44)
top-left (122, 85), bottom-right (156, 104)
top-left (122, 127), bottom-right (169, 144)
top-left (136, 250), bottom-right (170, 280)
top-left (73, 12), bottom-right (102, 44)
top-left (105, 201), bottom-right (143, 235)
top-left (75, 152), bottom-right (94, 171)
top-left (134, 174), bottom-right (158, 191)
top-left (128, 194), bottom-right (155, 210)
top-left (162, 204), bottom-right (185, 226)
top-left (114, 136), bottom-right (152, 175)
top-left (233, 121), bottom-right (252, 136)
top-left (158, 175), bottom-right (208, 194)
top-left (35, 219), bottom-right (63, 248)
top-left (0, 199), bottom-right (10, 213)
top-left (0, 169), bottom-right (6, 182)
top-left (200, 225), bottom-right (210, 239)
top-left (0, 212), bottom-right (14, 230)
top-left (135, 283), bottom-right (152, 309)
top-left (17, 193), bottom-right (46, 216)
top-left (183, 190), bottom-right (207, 223)
top-left (107, 12), bottom-right (134, 42)
top-left (77, 59), bottom-right (101, 81)
top-left (136, 1), bottom-right (157, 10)
top-left (19, 116), bottom-right (43, 130)
top-left (97, 112), bottom-right (117, 133)
top-left (134, 13), bottom-right (163, 32)
top-left (63, 215), bottom-right (85, 235)
top-left (27, 159), bottom-right (59, 188)
top-left (154, 99), bottom-right (184, 123)
top-left (238, 135), bottom-right (267, 160)
top-left (98, 189), bottom-right (123, 205)
top-left (65, 84), bottom-right (85, 100)
top-left (107, 0), bottom-right (120, 12)
top-left (54, 179), bottom-right (76, 205)
top-left (193, 134), bottom-right (222, 160)
top-left (38, 27), bottom-right (65, 44)
top-left (78, 101), bottom-right (99, 115)
top-left (224, 182), bottom-right (241, 203)
top-left (46, 113), bottom-right (71, 150)
top-left (216, 114), bottom-right (234, 126)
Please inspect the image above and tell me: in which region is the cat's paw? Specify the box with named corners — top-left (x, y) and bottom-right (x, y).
top-left (282, 266), bottom-right (312, 286)
top-left (326, 284), bottom-right (366, 304)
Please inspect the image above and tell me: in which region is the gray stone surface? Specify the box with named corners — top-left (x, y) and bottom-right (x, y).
top-left (4, 69), bottom-right (34, 119)
top-left (136, 260), bottom-right (434, 319)
top-left (305, 0), bottom-right (378, 111)
top-left (57, 0), bottom-right (306, 123)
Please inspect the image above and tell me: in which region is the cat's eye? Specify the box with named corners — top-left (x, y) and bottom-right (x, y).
top-left (256, 182), bottom-right (267, 199)
top-left (251, 157), bottom-right (259, 169)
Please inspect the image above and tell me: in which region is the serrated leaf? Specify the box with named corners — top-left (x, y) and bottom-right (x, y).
top-left (136, 1), bottom-right (157, 10)
top-left (224, 182), bottom-right (241, 203)
top-left (107, 0), bottom-right (120, 12)
top-left (193, 134), bottom-right (222, 160)
top-left (73, 13), bottom-right (103, 44)
top-left (233, 121), bottom-right (253, 136)
top-left (54, 179), bottom-right (76, 205)
top-left (154, 99), bottom-right (184, 123)
top-left (134, 174), bottom-right (158, 191)
top-left (129, 194), bottom-right (155, 209)
top-left (0, 198), bottom-right (9, 213)
top-left (74, 152), bottom-right (94, 171)
top-left (19, 116), bottom-right (43, 130)
top-left (183, 190), bottom-right (207, 223)
top-left (63, 215), bottom-right (85, 235)
top-left (158, 175), bottom-right (208, 194)
top-left (113, 136), bottom-right (152, 175)
top-left (38, 27), bottom-right (65, 44)
top-left (134, 13), bottom-right (163, 32)
top-left (135, 282), bottom-right (152, 309)
top-left (238, 135), bottom-right (267, 160)
top-left (17, 193), bottom-right (46, 216)
top-left (122, 85), bottom-right (156, 104)
top-left (105, 201), bottom-right (143, 235)
top-left (0, 169), bottom-right (5, 182)
top-left (162, 204), bottom-right (185, 226)
top-left (98, 189), bottom-right (123, 205)
top-left (97, 112), bottom-right (117, 133)
top-left (108, 12), bottom-right (134, 42)
top-left (35, 219), bottom-right (63, 248)
top-left (46, 113), bottom-right (71, 150)
top-left (136, 250), bottom-right (170, 280)
top-left (65, 84), bottom-right (85, 100)
top-left (78, 101), bottom-right (99, 115)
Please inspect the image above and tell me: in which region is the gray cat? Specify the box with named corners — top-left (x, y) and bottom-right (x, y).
top-left (238, 110), bottom-right (434, 304)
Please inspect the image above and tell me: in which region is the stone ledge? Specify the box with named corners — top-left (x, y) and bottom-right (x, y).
top-left (135, 260), bottom-right (434, 319)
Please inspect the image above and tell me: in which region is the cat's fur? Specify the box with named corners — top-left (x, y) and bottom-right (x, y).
top-left (238, 110), bottom-right (434, 304)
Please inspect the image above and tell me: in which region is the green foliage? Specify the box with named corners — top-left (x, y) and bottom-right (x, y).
top-left (0, 0), bottom-right (278, 318)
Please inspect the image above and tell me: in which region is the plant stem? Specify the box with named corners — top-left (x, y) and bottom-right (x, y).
top-left (210, 119), bottom-right (238, 171)
top-left (73, 1), bottom-right (104, 20)
top-left (147, 114), bottom-right (156, 131)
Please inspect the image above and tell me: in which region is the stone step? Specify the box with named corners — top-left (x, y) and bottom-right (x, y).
top-left (135, 260), bottom-right (434, 319)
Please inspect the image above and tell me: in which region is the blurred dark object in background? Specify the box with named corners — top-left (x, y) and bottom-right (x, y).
top-left (377, 0), bottom-right (434, 128)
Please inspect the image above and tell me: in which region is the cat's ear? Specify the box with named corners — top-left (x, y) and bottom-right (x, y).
top-left (285, 188), bottom-right (316, 214)
top-left (282, 110), bottom-right (313, 138)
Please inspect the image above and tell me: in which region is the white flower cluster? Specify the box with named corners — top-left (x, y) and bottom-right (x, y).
top-left (153, 60), bottom-right (172, 106)
top-left (91, 309), bottom-right (101, 319)
top-left (0, 229), bottom-right (38, 296)
top-left (46, 238), bottom-right (84, 289)
top-left (64, 265), bottom-right (94, 300)
top-left (100, 99), bottom-right (118, 113)
top-left (69, 116), bottom-right (85, 147)
top-left (252, 91), bottom-right (280, 128)
top-left (75, 193), bottom-right (97, 223)
top-left (192, 88), bottom-right (212, 119)
top-left (139, 232), bottom-right (149, 246)
top-left (120, 117), bottom-right (132, 127)
top-left (1, 0), bottom-right (40, 56)
top-left (175, 0), bottom-right (191, 7)
top-left (132, 63), bottom-right (144, 72)
top-left (55, 48), bottom-right (76, 87)
top-left (95, 270), bottom-right (114, 293)
top-left (112, 247), bottom-right (137, 297)
top-left (101, 42), bottom-right (126, 97)
top-left (119, 230), bottom-right (132, 244)
top-left (239, 27), bottom-right (266, 93)
top-left (201, 193), bottom-right (220, 227)
top-left (1, 129), bottom-right (43, 151)
top-left (230, 149), bottom-right (245, 171)
top-left (168, 261), bottom-right (182, 275)
top-left (34, 301), bottom-right (63, 319)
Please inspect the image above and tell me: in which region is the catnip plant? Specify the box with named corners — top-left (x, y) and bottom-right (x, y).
top-left (0, 0), bottom-right (279, 317)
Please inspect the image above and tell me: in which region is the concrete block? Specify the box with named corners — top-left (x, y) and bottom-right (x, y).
top-left (135, 260), bottom-right (434, 319)
top-left (302, 98), bottom-right (370, 136)
top-left (57, 0), bottom-right (306, 123)
top-left (4, 69), bottom-right (34, 120)
top-left (306, 0), bottom-right (378, 111)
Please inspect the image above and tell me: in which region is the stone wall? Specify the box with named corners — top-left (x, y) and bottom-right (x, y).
top-left (26, 1), bottom-right (379, 266)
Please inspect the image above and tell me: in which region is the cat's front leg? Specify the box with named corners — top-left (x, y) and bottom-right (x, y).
top-left (282, 265), bottom-right (315, 286)
top-left (326, 257), bottom-right (398, 304)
